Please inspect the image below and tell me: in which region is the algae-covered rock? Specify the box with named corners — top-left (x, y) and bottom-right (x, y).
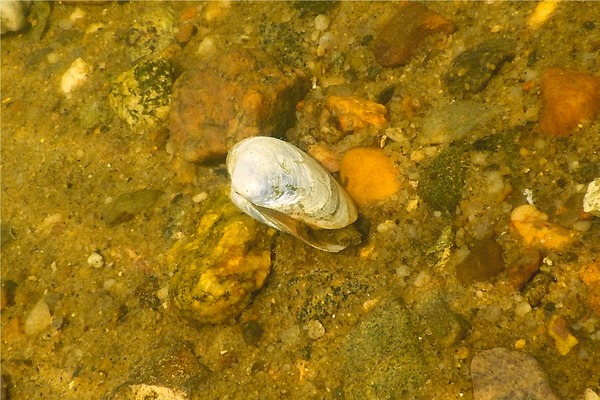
top-left (121, 5), bottom-right (176, 62)
top-left (418, 145), bottom-right (468, 213)
top-left (168, 193), bottom-right (275, 324)
top-left (109, 59), bottom-right (173, 128)
top-left (444, 38), bottom-right (516, 96)
top-left (342, 299), bottom-right (428, 399)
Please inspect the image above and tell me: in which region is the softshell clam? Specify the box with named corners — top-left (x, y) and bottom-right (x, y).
top-left (226, 136), bottom-right (358, 252)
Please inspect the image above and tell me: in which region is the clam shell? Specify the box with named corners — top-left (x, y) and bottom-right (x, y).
top-left (227, 137), bottom-right (358, 250)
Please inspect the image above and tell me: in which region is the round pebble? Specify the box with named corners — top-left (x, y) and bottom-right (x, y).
top-left (314, 14), bottom-right (330, 31)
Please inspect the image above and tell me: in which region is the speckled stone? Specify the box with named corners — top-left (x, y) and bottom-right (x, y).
top-left (471, 347), bottom-right (559, 400)
top-left (444, 38), bottom-right (516, 97)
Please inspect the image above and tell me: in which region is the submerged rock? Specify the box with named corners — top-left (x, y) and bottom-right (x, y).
top-left (108, 59), bottom-right (173, 128)
top-left (339, 147), bottom-right (400, 207)
top-left (102, 189), bottom-right (163, 226)
top-left (168, 191), bottom-right (275, 324)
top-left (471, 347), bottom-right (559, 400)
top-left (168, 49), bottom-right (310, 163)
top-left (374, 3), bottom-right (455, 67)
top-left (418, 145), bottom-right (468, 213)
top-left (538, 68), bottom-right (600, 136)
top-left (456, 239), bottom-right (505, 285)
top-left (342, 299), bottom-right (428, 399)
top-left (444, 38), bottom-right (516, 96)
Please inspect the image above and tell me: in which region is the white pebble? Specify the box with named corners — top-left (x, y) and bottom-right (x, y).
top-left (24, 298), bottom-right (52, 335)
top-left (197, 36), bottom-right (217, 57)
top-left (514, 301), bottom-right (532, 317)
top-left (157, 284), bottom-right (169, 300)
top-left (87, 252), bottom-right (104, 268)
top-left (583, 178), bottom-right (600, 217)
top-left (0, 0), bottom-right (27, 34)
top-left (61, 58), bottom-right (92, 94)
top-left (376, 220), bottom-right (396, 233)
top-left (192, 192), bottom-right (208, 203)
top-left (314, 14), bottom-right (330, 31)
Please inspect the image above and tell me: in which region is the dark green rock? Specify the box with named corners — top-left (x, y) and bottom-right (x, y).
top-left (456, 239), bottom-right (505, 284)
top-left (444, 38), bottom-right (516, 96)
top-left (418, 145), bottom-right (467, 213)
top-left (241, 320), bottom-right (264, 346)
top-left (102, 189), bottom-right (163, 226)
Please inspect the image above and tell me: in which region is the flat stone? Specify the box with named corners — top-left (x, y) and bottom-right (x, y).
top-left (444, 38), bottom-right (516, 96)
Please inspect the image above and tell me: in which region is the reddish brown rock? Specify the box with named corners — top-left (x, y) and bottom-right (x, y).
top-left (374, 3), bottom-right (455, 67)
top-left (168, 49), bottom-right (310, 163)
top-left (538, 68), bottom-right (600, 136)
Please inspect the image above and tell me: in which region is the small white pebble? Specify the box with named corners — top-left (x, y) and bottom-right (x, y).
top-left (376, 220), bottom-right (396, 234)
top-left (314, 14), bottom-right (330, 31)
top-left (514, 301), bottom-right (532, 317)
top-left (157, 284), bottom-right (169, 300)
top-left (87, 252), bottom-right (104, 268)
top-left (197, 36), bottom-right (217, 57)
top-left (61, 58), bottom-right (92, 94)
top-left (192, 192), bottom-right (208, 203)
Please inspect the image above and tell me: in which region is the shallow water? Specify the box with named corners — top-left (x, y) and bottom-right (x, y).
top-left (2, 2), bottom-right (599, 399)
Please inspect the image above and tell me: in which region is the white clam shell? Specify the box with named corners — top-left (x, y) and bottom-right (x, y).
top-left (227, 137), bottom-right (358, 246)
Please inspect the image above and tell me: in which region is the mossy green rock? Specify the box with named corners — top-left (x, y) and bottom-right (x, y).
top-left (418, 145), bottom-right (467, 213)
top-left (168, 193), bottom-right (275, 324)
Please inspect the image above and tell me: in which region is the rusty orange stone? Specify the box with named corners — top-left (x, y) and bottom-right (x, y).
top-left (538, 68), bottom-right (600, 136)
top-left (339, 147), bottom-right (400, 206)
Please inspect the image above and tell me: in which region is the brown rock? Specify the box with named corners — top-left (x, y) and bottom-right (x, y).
top-left (456, 239), bottom-right (505, 285)
top-left (168, 49), bottom-right (310, 163)
top-left (506, 248), bottom-right (541, 290)
top-left (374, 3), bottom-right (455, 67)
top-left (538, 68), bottom-right (600, 136)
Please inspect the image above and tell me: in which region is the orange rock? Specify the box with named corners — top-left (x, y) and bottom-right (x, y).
top-left (339, 147), bottom-right (400, 206)
top-left (510, 204), bottom-right (576, 249)
top-left (538, 68), bottom-right (600, 136)
top-left (374, 3), bottom-right (456, 67)
top-left (325, 96), bottom-right (388, 132)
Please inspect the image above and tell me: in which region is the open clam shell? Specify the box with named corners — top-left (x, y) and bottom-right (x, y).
top-left (226, 137), bottom-right (358, 252)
